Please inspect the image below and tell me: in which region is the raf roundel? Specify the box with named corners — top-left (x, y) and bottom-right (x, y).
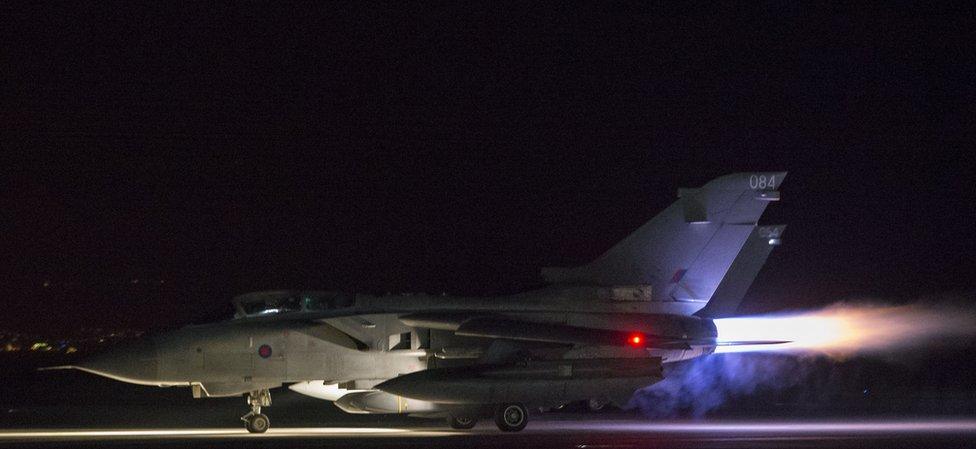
top-left (258, 344), bottom-right (272, 359)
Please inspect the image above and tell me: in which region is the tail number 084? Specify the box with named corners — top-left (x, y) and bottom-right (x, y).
top-left (749, 174), bottom-right (776, 190)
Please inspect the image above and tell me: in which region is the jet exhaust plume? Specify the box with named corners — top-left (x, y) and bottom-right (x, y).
top-left (714, 301), bottom-right (976, 356)
top-left (633, 299), bottom-right (976, 418)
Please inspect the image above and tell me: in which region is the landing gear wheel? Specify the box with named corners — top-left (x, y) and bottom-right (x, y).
top-left (448, 414), bottom-right (478, 429)
top-left (241, 389), bottom-right (272, 434)
top-left (494, 403), bottom-right (528, 432)
top-left (587, 398), bottom-right (609, 412)
top-left (245, 413), bottom-right (270, 433)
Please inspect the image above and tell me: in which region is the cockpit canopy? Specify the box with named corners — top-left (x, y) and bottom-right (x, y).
top-left (232, 290), bottom-right (354, 319)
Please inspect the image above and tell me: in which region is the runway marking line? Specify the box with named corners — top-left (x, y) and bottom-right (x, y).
top-left (2, 420), bottom-right (976, 441)
top-left (0, 428), bottom-right (456, 440)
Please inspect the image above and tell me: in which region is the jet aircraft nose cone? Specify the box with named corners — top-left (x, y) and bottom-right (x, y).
top-left (78, 338), bottom-right (160, 385)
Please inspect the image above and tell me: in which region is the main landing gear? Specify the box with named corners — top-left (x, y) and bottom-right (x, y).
top-left (448, 413), bottom-right (478, 429)
top-left (447, 403), bottom-right (528, 431)
top-left (587, 398), bottom-right (609, 412)
top-left (494, 403), bottom-right (528, 432)
top-left (242, 389), bottom-right (272, 433)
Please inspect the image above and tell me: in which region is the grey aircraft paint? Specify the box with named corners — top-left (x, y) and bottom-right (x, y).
top-left (45, 172), bottom-right (787, 432)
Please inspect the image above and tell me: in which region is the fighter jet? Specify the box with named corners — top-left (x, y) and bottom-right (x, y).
top-left (44, 172), bottom-right (787, 432)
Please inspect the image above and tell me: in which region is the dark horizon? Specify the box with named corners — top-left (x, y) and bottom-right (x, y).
top-left (4, 3), bottom-right (975, 333)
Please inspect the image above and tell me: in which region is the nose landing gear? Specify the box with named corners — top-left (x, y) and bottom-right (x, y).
top-left (242, 389), bottom-right (272, 433)
top-left (244, 413), bottom-right (270, 433)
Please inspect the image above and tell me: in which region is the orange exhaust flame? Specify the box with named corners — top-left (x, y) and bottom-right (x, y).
top-left (714, 302), bottom-right (976, 356)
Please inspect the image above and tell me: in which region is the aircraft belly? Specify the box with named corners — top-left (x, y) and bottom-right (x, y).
top-left (380, 375), bottom-right (661, 407)
top-left (377, 359), bottom-right (663, 407)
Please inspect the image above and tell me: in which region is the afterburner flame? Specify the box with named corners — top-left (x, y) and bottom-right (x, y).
top-left (714, 302), bottom-right (976, 355)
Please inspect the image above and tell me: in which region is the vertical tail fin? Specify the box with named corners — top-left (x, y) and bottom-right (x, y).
top-left (694, 224), bottom-right (785, 318)
top-left (541, 172), bottom-right (786, 315)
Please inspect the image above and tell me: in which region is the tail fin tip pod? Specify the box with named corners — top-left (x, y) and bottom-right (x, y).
top-left (542, 172), bottom-right (786, 314)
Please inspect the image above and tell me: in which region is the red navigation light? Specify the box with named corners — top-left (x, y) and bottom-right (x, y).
top-left (628, 334), bottom-right (643, 347)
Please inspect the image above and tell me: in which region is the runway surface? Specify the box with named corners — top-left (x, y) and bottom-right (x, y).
top-left (3, 419), bottom-right (976, 448)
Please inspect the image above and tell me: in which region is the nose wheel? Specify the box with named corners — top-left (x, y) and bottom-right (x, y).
top-left (242, 389), bottom-right (272, 434)
top-left (244, 413), bottom-right (270, 433)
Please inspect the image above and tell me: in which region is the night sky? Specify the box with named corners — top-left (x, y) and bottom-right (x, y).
top-left (3, 3), bottom-right (974, 332)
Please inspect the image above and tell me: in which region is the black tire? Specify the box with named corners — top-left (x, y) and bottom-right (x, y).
top-left (448, 414), bottom-right (478, 429)
top-left (246, 414), bottom-right (270, 433)
top-left (587, 398), bottom-right (608, 412)
top-left (494, 403), bottom-right (528, 432)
